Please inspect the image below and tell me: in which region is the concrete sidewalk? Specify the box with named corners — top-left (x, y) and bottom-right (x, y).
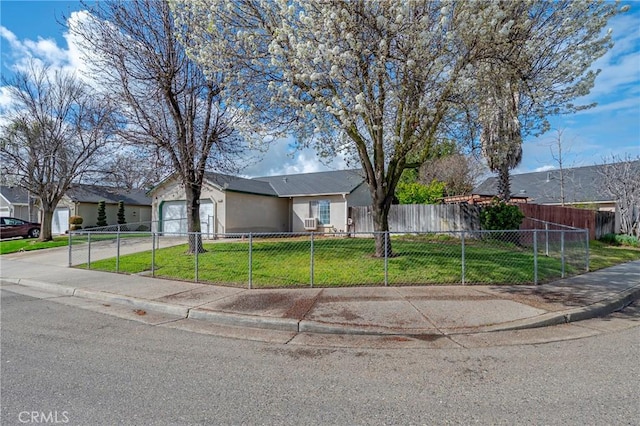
top-left (1, 254), bottom-right (638, 337)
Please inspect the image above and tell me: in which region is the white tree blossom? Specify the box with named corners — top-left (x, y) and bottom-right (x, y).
top-left (171, 0), bottom-right (623, 255)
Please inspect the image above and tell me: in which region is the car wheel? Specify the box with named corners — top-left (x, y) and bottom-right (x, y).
top-left (28, 228), bottom-right (40, 238)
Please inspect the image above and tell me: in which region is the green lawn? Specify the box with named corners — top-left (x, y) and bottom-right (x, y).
top-left (0, 237), bottom-right (72, 254)
top-left (78, 236), bottom-right (639, 288)
top-left (0, 233), bottom-right (152, 255)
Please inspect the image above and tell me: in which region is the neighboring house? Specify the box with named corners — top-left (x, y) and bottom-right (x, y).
top-left (148, 169), bottom-right (371, 234)
top-left (0, 186), bottom-right (37, 222)
top-left (53, 184), bottom-right (152, 234)
top-left (471, 163), bottom-right (630, 211)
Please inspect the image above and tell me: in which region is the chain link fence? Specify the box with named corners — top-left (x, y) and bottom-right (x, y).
top-left (69, 222), bottom-right (589, 288)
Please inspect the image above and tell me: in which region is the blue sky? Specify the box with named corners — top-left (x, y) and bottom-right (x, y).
top-left (1, 0), bottom-right (638, 179)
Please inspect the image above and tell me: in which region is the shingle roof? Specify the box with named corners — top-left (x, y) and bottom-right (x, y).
top-left (66, 184), bottom-right (151, 206)
top-left (473, 162), bottom-right (639, 204)
top-left (255, 169), bottom-right (365, 197)
top-left (202, 169), bottom-right (366, 198)
top-left (203, 172), bottom-right (278, 196)
top-left (0, 186), bottom-right (29, 204)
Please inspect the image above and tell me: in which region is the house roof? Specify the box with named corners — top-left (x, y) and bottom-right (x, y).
top-left (473, 162), bottom-right (639, 205)
top-left (66, 184), bottom-right (151, 206)
top-left (203, 172), bottom-right (278, 197)
top-left (196, 169), bottom-right (366, 198)
top-left (255, 169), bottom-right (365, 197)
top-left (0, 186), bottom-right (29, 204)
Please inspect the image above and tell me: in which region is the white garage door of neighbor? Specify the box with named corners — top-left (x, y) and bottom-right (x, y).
top-left (52, 208), bottom-right (69, 235)
top-left (162, 200), bottom-right (214, 235)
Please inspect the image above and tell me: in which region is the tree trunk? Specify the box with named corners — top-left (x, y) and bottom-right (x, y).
top-left (39, 208), bottom-right (54, 242)
top-left (372, 199), bottom-right (393, 258)
top-left (497, 165), bottom-right (511, 202)
top-left (184, 184), bottom-right (205, 254)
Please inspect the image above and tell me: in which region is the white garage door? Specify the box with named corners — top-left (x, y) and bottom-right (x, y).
top-left (162, 201), bottom-right (187, 235)
top-left (52, 208), bottom-right (69, 235)
top-left (162, 200), bottom-right (214, 236)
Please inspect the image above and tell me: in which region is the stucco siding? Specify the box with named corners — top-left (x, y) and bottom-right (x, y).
top-left (74, 202), bottom-right (151, 227)
top-left (224, 192), bottom-right (288, 233)
top-left (291, 195), bottom-right (348, 233)
top-left (151, 180), bottom-right (226, 233)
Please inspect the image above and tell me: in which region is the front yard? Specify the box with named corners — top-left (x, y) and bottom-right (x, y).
top-left (76, 236), bottom-right (640, 288)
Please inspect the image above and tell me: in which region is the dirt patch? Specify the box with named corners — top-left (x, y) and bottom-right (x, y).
top-left (411, 334), bottom-right (445, 342)
top-left (282, 297), bottom-right (318, 319)
top-left (381, 336), bottom-right (413, 342)
top-left (490, 287), bottom-right (594, 308)
top-left (219, 293), bottom-right (293, 312)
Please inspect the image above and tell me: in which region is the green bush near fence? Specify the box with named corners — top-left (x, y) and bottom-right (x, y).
top-left (81, 236), bottom-right (579, 288)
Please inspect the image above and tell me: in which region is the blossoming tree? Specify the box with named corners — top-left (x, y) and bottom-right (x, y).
top-left (171, 0), bottom-right (623, 256)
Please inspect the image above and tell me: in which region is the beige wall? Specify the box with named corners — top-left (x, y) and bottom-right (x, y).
top-left (150, 179), bottom-right (227, 234)
top-left (291, 195), bottom-right (349, 233)
top-left (225, 191), bottom-right (289, 233)
top-left (74, 202), bottom-right (151, 227)
top-left (54, 196), bottom-right (150, 228)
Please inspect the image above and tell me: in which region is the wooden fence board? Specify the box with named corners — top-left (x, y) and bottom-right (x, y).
top-left (350, 203), bottom-right (615, 239)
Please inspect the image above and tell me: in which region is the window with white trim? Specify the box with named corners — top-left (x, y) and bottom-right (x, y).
top-left (309, 200), bottom-right (330, 225)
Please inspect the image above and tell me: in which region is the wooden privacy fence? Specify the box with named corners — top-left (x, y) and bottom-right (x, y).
top-left (517, 204), bottom-right (615, 240)
top-left (350, 203), bottom-right (615, 239)
top-left (350, 204), bottom-right (481, 234)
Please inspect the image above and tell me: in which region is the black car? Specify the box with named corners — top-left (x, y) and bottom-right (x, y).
top-left (0, 217), bottom-right (41, 239)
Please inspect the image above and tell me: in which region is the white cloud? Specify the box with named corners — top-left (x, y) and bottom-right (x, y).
top-left (1, 11), bottom-right (93, 82)
top-left (242, 136), bottom-right (349, 177)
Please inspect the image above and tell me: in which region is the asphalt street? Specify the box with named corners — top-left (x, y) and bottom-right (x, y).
top-left (1, 289), bottom-right (638, 425)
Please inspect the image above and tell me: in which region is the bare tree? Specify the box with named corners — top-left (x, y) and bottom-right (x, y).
top-left (0, 61), bottom-right (117, 241)
top-left (69, 0), bottom-right (245, 252)
top-left (545, 128), bottom-right (580, 206)
top-left (79, 147), bottom-right (168, 191)
top-left (599, 155), bottom-right (640, 238)
top-left (420, 145), bottom-right (486, 197)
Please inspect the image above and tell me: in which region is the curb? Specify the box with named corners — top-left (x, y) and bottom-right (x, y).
top-left (483, 285), bottom-right (640, 332)
top-left (298, 320), bottom-right (438, 336)
top-left (3, 278), bottom-right (639, 337)
top-left (1, 278), bottom-right (75, 296)
top-left (73, 289), bottom-right (189, 318)
top-left (188, 308), bottom-right (299, 332)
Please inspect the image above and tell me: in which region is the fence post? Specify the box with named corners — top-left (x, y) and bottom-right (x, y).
top-left (545, 222), bottom-right (549, 256)
top-left (151, 231), bottom-right (156, 277)
top-left (248, 233), bottom-right (253, 289)
top-left (87, 233), bottom-right (91, 270)
top-left (585, 229), bottom-right (590, 272)
top-left (68, 230), bottom-right (72, 267)
top-left (195, 233), bottom-right (199, 283)
top-left (561, 231), bottom-right (565, 278)
top-left (461, 231), bottom-right (466, 285)
top-left (384, 232), bottom-right (388, 286)
top-left (310, 232), bottom-right (314, 288)
top-left (116, 225), bottom-right (121, 273)
top-left (533, 230), bottom-right (538, 285)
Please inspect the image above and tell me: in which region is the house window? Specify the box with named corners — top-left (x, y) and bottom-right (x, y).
top-left (310, 200), bottom-right (330, 225)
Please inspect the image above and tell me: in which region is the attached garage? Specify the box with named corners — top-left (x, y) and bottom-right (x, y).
top-left (52, 208), bottom-right (70, 235)
top-left (160, 200), bottom-right (214, 236)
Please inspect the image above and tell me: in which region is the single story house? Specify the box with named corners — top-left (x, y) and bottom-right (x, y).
top-left (0, 186), bottom-right (38, 222)
top-left (148, 169), bottom-right (371, 235)
top-left (470, 163), bottom-right (634, 211)
top-left (53, 184), bottom-right (152, 234)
